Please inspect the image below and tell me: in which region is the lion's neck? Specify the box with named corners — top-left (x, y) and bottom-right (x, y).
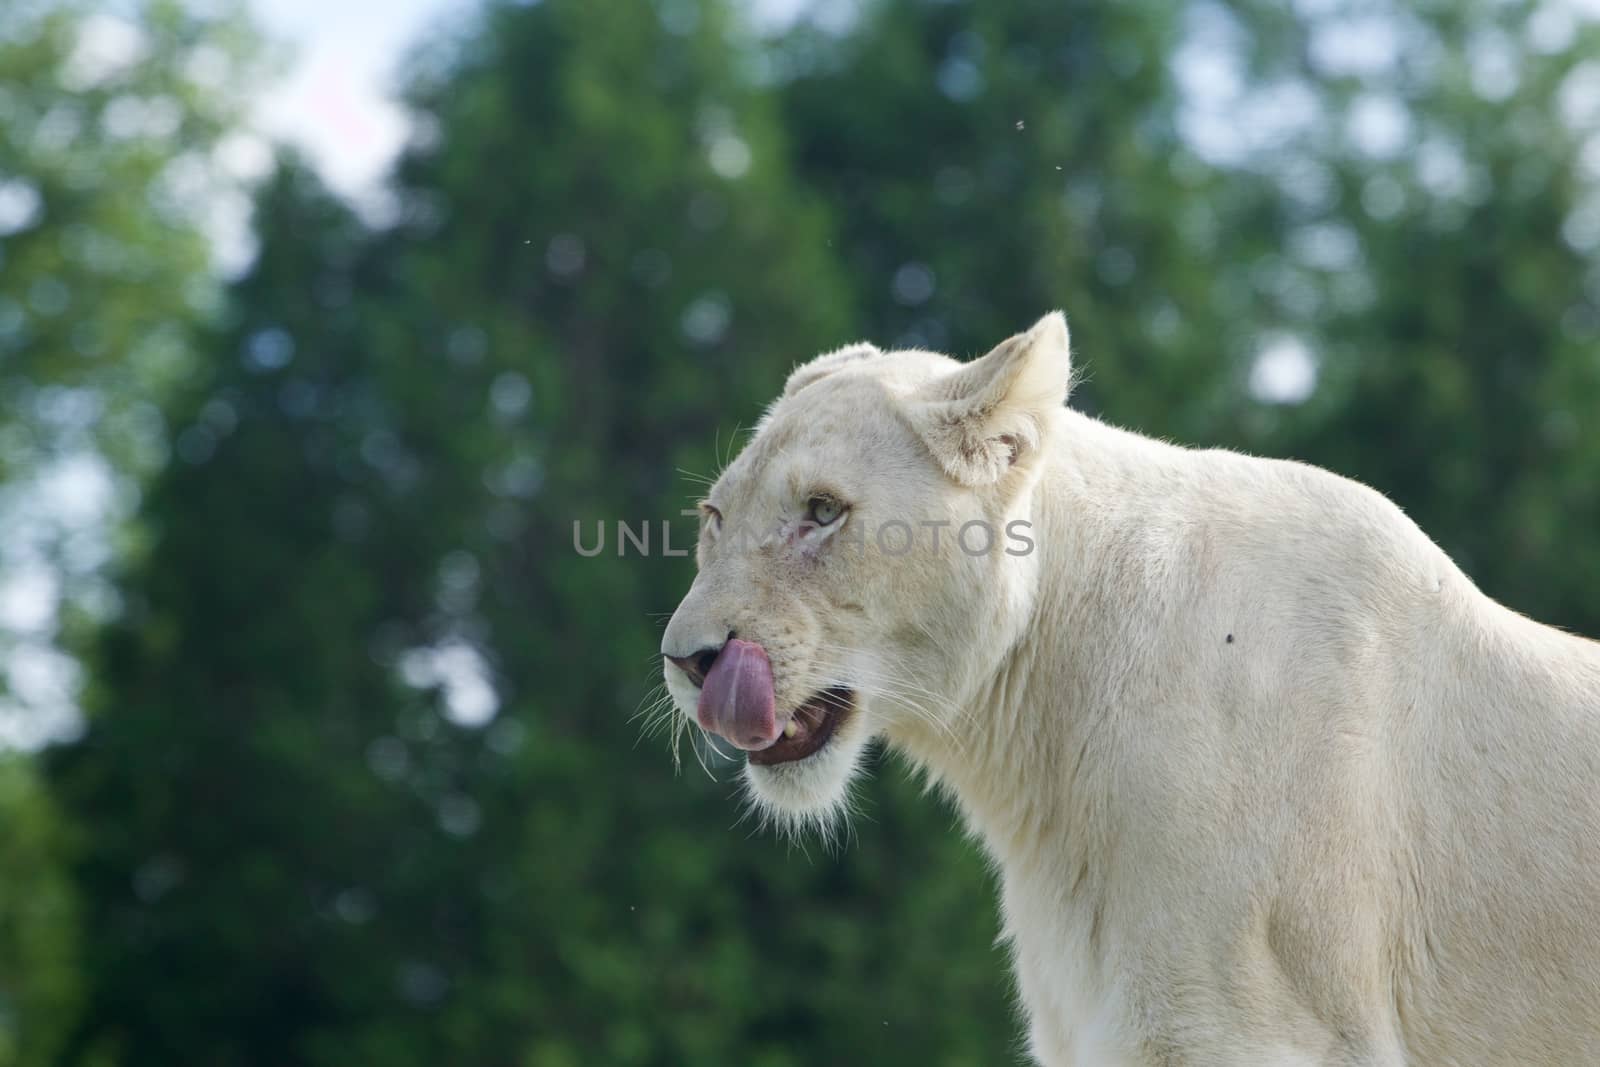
top-left (899, 412), bottom-right (1179, 870)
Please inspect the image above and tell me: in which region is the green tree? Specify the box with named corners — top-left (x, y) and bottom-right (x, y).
top-left (0, 757), bottom-right (79, 1067)
top-left (0, 3), bottom-right (260, 1063)
top-left (0, 0), bottom-right (261, 481)
top-left (50, 162), bottom-right (413, 1066)
top-left (775, 0), bottom-right (1286, 443)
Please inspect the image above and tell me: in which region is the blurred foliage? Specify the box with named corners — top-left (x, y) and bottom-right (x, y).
top-left (776, 0), bottom-right (1283, 442)
top-left (0, 3), bottom-right (260, 1064)
top-left (0, 758), bottom-right (79, 1067)
top-left (0, 0), bottom-right (262, 478)
top-left (17, 0), bottom-right (1600, 1063)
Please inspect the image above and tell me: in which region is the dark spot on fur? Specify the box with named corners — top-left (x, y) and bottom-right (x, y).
top-left (1070, 859), bottom-right (1089, 893)
top-left (1225, 633), bottom-right (1234, 644)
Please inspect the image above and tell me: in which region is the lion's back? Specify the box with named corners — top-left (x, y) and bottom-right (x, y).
top-left (1190, 446), bottom-right (1600, 1063)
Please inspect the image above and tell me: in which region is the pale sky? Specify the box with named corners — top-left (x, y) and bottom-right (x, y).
top-left (245, 0), bottom-right (813, 202)
top-left (247, 0), bottom-right (474, 201)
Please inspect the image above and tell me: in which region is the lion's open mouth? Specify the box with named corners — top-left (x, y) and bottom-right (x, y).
top-left (748, 686), bottom-right (854, 766)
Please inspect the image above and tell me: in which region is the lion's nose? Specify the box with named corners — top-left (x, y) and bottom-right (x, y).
top-left (665, 640), bottom-right (726, 689)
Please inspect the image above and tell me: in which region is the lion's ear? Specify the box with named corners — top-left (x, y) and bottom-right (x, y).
top-left (906, 312), bottom-right (1072, 486)
top-left (784, 342), bottom-right (881, 398)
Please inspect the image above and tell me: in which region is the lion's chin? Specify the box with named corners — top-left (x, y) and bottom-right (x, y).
top-left (742, 717), bottom-right (871, 830)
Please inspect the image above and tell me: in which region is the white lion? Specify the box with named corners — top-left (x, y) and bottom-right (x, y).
top-left (661, 312), bottom-right (1600, 1065)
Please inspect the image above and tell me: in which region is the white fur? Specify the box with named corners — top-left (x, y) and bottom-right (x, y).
top-left (662, 313), bottom-right (1600, 1065)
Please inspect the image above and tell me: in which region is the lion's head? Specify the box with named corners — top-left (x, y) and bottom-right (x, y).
top-left (661, 313), bottom-right (1071, 831)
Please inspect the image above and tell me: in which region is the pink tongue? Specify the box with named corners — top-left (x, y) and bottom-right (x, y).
top-left (697, 638), bottom-right (778, 750)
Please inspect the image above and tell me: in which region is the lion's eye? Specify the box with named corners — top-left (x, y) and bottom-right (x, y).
top-left (806, 496), bottom-right (845, 527)
top-left (701, 504), bottom-right (723, 535)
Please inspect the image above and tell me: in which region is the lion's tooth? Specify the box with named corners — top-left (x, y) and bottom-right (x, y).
top-left (784, 719), bottom-right (798, 738)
